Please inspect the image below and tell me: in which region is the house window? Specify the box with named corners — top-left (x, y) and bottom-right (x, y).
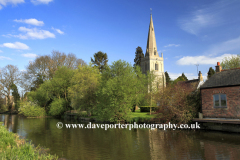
top-left (155, 63), bottom-right (158, 70)
top-left (213, 94), bottom-right (227, 108)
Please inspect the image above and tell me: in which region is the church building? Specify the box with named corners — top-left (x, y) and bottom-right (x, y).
top-left (141, 14), bottom-right (166, 89)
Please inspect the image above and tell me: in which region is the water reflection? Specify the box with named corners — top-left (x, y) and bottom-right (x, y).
top-left (1, 114), bottom-right (240, 160)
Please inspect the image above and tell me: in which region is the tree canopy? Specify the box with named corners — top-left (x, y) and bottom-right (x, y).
top-left (221, 54), bottom-right (240, 69)
top-left (91, 51), bottom-right (108, 73)
top-left (165, 71), bottom-right (171, 86)
top-left (96, 60), bottom-right (148, 122)
top-left (133, 46), bottom-right (144, 69)
top-left (207, 67), bottom-right (215, 79)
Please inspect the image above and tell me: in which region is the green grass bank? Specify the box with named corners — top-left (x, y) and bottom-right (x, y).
top-left (0, 122), bottom-right (58, 160)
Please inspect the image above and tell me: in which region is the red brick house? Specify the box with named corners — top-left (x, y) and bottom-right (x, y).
top-left (200, 62), bottom-right (240, 119)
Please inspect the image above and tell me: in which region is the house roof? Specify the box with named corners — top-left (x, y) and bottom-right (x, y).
top-left (177, 79), bottom-right (200, 91)
top-left (200, 68), bottom-right (240, 89)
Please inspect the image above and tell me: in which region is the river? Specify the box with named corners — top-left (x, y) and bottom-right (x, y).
top-left (1, 114), bottom-right (240, 160)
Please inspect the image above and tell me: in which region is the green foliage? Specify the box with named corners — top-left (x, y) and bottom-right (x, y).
top-left (0, 125), bottom-right (58, 159)
top-left (207, 67), bottom-right (215, 79)
top-left (221, 54), bottom-right (240, 69)
top-left (10, 83), bottom-right (20, 111)
top-left (19, 101), bottom-right (45, 117)
top-left (91, 51), bottom-right (108, 73)
top-left (133, 46), bottom-right (144, 68)
top-left (49, 98), bottom-right (67, 116)
top-left (96, 60), bottom-right (148, 122)
top-left (165, 71), bottom-right (172, 86)
top-left (27, 66), bottom-right (74, 115)
top-left (68, 64), bottom-right (101, 116)
top-left (30, 74), bottom-right (44, 91)
top-left (173, 73), bottom-right (188, 84)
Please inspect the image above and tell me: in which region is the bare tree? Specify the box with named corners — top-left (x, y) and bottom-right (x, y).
top-left (21, 50), bottom-right (86, 92)
top-left (0, 65), bottom-right (21, 110)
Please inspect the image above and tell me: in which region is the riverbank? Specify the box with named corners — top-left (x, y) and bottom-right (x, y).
top-left (64, 109), bottom-right (156, 123)
top-left (0, 122), bottom-right (58, 160)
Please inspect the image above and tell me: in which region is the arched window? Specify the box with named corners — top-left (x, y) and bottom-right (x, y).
top-left (155, 63), bottom-right (158, 70)
top-left (154, 48), bottom-right (156, 55)
top-left (145, 63), bottom-right (147, 71)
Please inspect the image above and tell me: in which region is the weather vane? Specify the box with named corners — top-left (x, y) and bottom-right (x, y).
top-left (150, 8), bottom-right (152, 15)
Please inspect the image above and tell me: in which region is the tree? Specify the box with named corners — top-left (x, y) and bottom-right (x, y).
top-left (165, 71), bottom-right (171, 86)
top-left (133, 46), bottom-right (144, 69)
top-left (0, 65), bottom-right (21, 111)
top-left (96, 60), bottom-right (148, 122)
top-left (181, 73), bottom-right (188, 81)
top-left (207, 67), bottom-right (215, 79)
top-left (22, 50), bottom-right (86, 91)
top-left (68, 64), bottom-right (101, 116)
top-left (221, 54), bottom-right (240, 69)
top-left (27, 66), bottom-right (74, 115)
top-left (173, 73), bottom-right (188, 84)
top-left (11, 83), bottom-right (20, 110)
top-left (91, 51), bottom-right (108, 73)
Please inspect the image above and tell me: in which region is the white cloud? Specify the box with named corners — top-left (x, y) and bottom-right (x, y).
top-left (178, 1), bottom-right (237, 35)
top-left (13, 27), bottom-right (55, 39)
top-left (14, 18), bottom-right (44, 26)
top-left (0, 56), bottom-right (12, 60)
top-left (176, 53), bottom-right (235, 65)
top-left (21, 53), bottom-right (38, 58)
top-left (0, 42), bottom-right (29, 50)
top-left (31, 0), bottom-right (53, 5)
top-left (164, 44), bottom-right (180, 47)
top-left (0, 0), bottom-right (24, 9)
top-left (0, 50), bottom-right (2, 53)
top-left (52, 27), bottom-right (64, 34)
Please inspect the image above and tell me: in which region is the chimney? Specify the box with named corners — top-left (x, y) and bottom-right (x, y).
top-left (198, 71), bottom-right (203, 82)
top-left (215, 62), bottom-right (222, 73)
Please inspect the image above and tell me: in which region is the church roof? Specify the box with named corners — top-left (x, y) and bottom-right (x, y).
top-left (145, 14), bottom-right (159, 57)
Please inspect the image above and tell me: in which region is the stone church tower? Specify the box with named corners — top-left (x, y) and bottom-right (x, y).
top-left (141, 14), bottom-right (166, 89)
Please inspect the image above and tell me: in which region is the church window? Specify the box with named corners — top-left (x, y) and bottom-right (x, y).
top-left (155, 63), bottom-right (158, 70)
top-left (145, 63), bottom-right (147, 71)
top-left (154, 48), bottom-right (156, 55)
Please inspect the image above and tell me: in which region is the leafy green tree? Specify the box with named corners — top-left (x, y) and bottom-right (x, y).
top-left (207, 67), bottom-right (215, 79)
top-left (68, 64), bottom-right (101, 116)
top-left (221, 54), bottom-right (240, 69)
top-left (96, 60), bottom-right (148, 122)
top-left (133, 46), bottom-right (144, 69)
top-left (181, 73), bottom-right (188, 81)
top-left (91, 51), bottom-right (108, 73)
top-left (10, 83), bottom-right (20, 110)
top-left (30, 74), bottom-right (45, 91)
top-left (173, 73), bottom-right (188, 84)
top-left (165, 71), bottom-right (171, 86)
top-left (27, 66), bottom-right (74, 115)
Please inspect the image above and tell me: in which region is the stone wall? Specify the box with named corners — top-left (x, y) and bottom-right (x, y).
top-left (201, 86), bottom-right (240, 118)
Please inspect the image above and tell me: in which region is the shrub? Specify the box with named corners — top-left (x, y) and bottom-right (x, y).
top-left (19, 101), bottom-right (45, 117)
top-left (154, 84), bottom-right (199, 124)
top-left (49, 98), bottom-right (67, 116)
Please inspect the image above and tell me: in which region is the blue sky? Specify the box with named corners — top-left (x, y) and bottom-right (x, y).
top-left (1, 0), bottom-right (240, 81)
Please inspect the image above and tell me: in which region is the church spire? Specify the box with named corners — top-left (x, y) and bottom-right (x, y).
top-left (145, 13), bottom-right (159, 57)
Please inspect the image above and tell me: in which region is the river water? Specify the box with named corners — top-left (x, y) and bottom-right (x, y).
top-left (1, 114), bottom-right (240, 160)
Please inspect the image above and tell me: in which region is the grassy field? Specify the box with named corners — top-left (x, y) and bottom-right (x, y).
top-left (0, 122), bottom-right (58, 160)
top-left (130, 109), bottom-right (156, 122)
